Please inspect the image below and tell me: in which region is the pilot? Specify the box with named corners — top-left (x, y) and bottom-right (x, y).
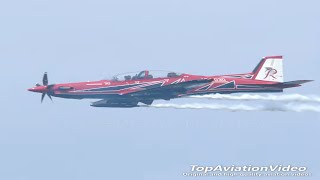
top-left (137, 71), bottom-right (146, 79)
top-left (132, 75), bottom-right (138, 80)
top-left (124, 75), bottom-right (131, 80)
top-left (167, 72), bottom-right (177, 77)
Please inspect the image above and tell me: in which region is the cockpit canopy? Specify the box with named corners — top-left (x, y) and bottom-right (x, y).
top-left (112, 70), bottom-right (182, 81)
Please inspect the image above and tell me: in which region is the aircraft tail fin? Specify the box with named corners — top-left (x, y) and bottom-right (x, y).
top-left (252, 56), bottom-right (284, 82)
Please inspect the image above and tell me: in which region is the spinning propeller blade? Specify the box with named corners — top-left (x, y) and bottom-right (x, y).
top-left (39, 72), bottom-right (53, 103)
top-left (41, 93), bottom-right (46, 103)
top-left (43, 72), bottom-right (48, 86)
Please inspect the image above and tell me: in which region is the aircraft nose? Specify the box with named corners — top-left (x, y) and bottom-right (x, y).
top-left (28, 86), bottom-right (47, 93)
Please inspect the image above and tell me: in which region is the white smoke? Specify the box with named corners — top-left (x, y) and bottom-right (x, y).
top-left (148, 103), bottom-right (259, 111)
top-left (189, 94), bottom-right (320, 103)
top-left (143, 94), bottom-right (320, 112)
top-left (146, 103), bottom-right (320, 112)
top-left (284, 103), bottom-right (320, 112)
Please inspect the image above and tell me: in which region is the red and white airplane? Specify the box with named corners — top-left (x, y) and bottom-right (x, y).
top-left (28, 56), bottom-right (312, 107)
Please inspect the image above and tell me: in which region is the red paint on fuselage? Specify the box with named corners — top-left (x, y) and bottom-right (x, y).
top-left (28, 72), bottom-right (286, 100)
top-left (28, 86), bottom-right (48, 93)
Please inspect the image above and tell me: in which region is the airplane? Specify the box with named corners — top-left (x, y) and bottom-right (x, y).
top-left (28, 56), bottom-right (312, 107)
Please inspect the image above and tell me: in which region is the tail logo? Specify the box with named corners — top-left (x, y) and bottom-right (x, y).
top-left (264, 67), bottom-right (278, 80)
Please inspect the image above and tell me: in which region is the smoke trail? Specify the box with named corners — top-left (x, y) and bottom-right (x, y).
top-left (145, 103), bottom-right (320, 112)
top-left (284, 103), bottom-right (320, 112)
top-left (189, 94), bottom-right (320, 103)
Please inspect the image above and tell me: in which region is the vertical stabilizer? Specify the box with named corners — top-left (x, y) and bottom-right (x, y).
top-left (252, 56), bottom-right (284, 82)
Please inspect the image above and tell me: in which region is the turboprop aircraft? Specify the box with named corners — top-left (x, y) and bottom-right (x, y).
top-left (28, 56), bottom-right (312, 107)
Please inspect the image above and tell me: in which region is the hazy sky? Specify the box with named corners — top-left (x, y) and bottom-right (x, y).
top-left (0, 0), bottom-right (319, 179)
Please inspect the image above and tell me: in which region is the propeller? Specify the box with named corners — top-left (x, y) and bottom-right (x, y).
top-left (40, 72), bottom-right (53, 103)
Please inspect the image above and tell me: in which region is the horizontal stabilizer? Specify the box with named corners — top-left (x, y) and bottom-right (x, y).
top-left (282, 80), bottom-right (313, 85)
top-left (280, 80), bottom-right (313, 88)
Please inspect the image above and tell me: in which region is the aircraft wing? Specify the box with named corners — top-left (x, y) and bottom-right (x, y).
top-left (126, 79), bottom-right (212, 99)
top-left (91, 79), bottom-right (213, 107)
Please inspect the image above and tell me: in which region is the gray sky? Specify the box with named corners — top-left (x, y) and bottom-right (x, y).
top-left (0, 0), bottom-right (319, 179)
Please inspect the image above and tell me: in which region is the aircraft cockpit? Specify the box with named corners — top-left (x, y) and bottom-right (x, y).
top-left (112, 70), bottom-right (182, 81)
